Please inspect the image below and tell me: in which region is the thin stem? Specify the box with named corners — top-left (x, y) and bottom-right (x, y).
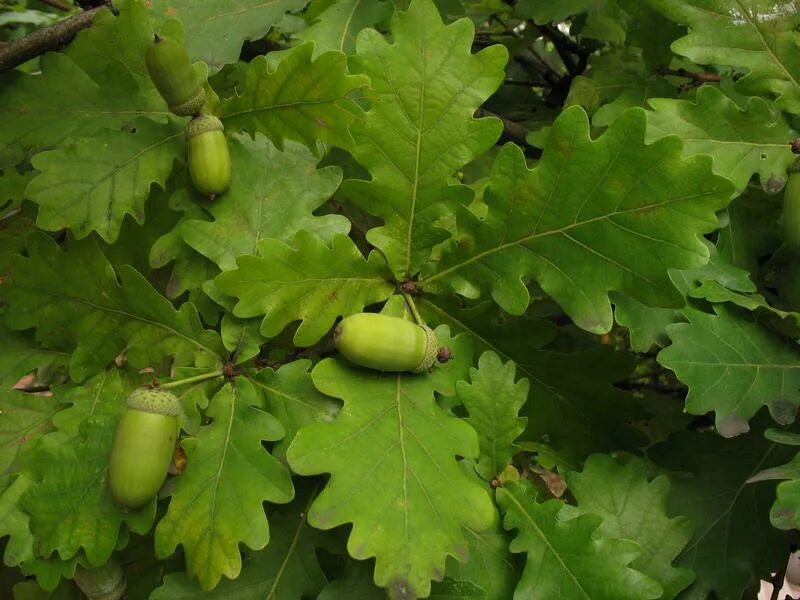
top-left (0, 4), bottom-right (113, 72)
top-left (158, 370), bottom-right (224, 390)
top-left (402, 291), bottom-right (425, 327)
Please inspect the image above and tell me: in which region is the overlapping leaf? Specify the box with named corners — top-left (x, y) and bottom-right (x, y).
top-left (647, 0), bottom-right (800, 113)
top-left (420, 297), bottom-right (646, 464)
top-left (423, 108), bottom-right (734, 334)
top-left (152, 490), bottom-right (326, 599)
top-left (22, 417), bottom-right (154, 566)
top-left (497, 480), bottom-right (662, 600)
top-left (563, 455), bottom-right (694, 599)
top-left (457, 351), bottom-right (528, 480)
top-left (1, 233), bottom-right (224, 381)
top-left (0, 53), bottom-right (161, 169)
top-left (295, 0), bottom-right (394, 57)
top-left (566, 49), bottom-right (675, 128)
top-left (216, 231), bottom-right (395, 347)
top-left (182, 135), bottom-right (350, 271)
top-left (286, 331), bottom-right (493, 599)
top-left (646, 86), bottom-right (796, 191)
top-left (145, 0), bottom-right (308, 69)
top-left (433, 466), bottom-right (518, 600)
top-left (0, 392), bottom-right (58, 476)
top-left (649, 417), bottom-right (792, 598)
top-left (155, 378), bottom-right (294, 591)
top-left (658, 304), bottom-right (800, 436)
top-left (248, 360), bottom-right (340, 463)
top-left (26, 117), bottom-right (184, 243)
top-left (614, 242), bottom-right (757, 352)
top-left (342, 0), bottom-right (507, 277)
top-left (0, 325), bottom-right (68, 392)
top-left (219, 43), bottom-right (368, 151)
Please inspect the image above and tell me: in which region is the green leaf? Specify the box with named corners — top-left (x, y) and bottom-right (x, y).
top-left (433, 465), bottom-right (518, 600)
top-left (658, 304), bottom-right (800, 436)
top-left (646, 86), bottom-right (796, 191)
top-left (647, 0), bottom-right (800, 113)
top-left (423, 108), bottom-right (734, 334)
top-left (342, 0), bottom-right (508, 277)
top-left (1, 233), bottom-right (225, 382)
top-left (563, 455), bottom-right (694, 599)
top-left (717, 186), bottom-right (782, 274)
top-left (286, 332), bottom-right (494, 599)
top-left (567, 49), bottom-right (675, 128)
top-left (457, 351), bottom-right (528, 480)
top-left (613, 242), bottom-right (756, 352)
top-left (0, 473), bottom-right (37, 567)
top-left (496, 480), bottom-right (662, 600)
top-left (64, 1), bottom-right (156, 93)
top-left (26, 118), bottom-right (184, 243)
top-left (516, 0), bottom-right (626, 44)
top-left (219, 43), bottom-right (368, 151)
top-left (295, 0), bottom-right (394, 57)
top-left (0, 325), bottom-right (68, 392)
top-left (0, 53), bottom-right (161, 169)
top-left (182, 135), bottom-right (350, 271)
top-left (215, 231), bottom-right (395, 347)
top-left (648, 417), bottom-right (792, 598)
top-left (21, 417), bottom-right (153, 566)
top-left (155, 378), bottom-right (294, 591)
top-left (420, 297), bottom-right (646, 465)
top-left (145, 0), bottom-right (309, 69)
top-left (318, 560), bottom-right (386, 599)
top-left (248, 360), bottom-right (340, 464)
top-left (0, 392), bottom-right (58, 476)
top-left (690, 278), bottom-right (800, 330)
top-left (151, 488), bottom-right (327, 599)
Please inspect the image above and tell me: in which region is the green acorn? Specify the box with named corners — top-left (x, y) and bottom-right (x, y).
top-left (333, 313), bottom-right (450, 373)
top-left (73, 557), bottom-right (126, 600)
top-left (107, 388), bottom-right (180, 509)
top-left (146, 34), bottom-right (205, 116)
top-left (783, 172), bottom-right (800, 252)
top-left (186, 114), bottom-right (231, 199)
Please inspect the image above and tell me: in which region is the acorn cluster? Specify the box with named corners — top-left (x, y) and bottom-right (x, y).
top-left (146, 33), bottom-right (231, 199)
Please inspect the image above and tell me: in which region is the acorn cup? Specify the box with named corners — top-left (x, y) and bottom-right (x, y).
top-left (185, 114), bottom-right (232, 200)
top-left (107, 388), bottom-right (180, 509)
top-left (333, 313), bottom-right (451, 373)
top-left (146, 33), bottom-right (206, 116)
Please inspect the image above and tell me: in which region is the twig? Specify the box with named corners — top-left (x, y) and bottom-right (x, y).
top-left (535, 24), bottom-right (577, 75)
top-left (476, 108), bottom-right (541, 158)
top-left (0, 3), bottom-right (113, 73)
top-left (40, 0), bottom-right (72, 11)
top-left (656, 66), bottom-right (721, 83)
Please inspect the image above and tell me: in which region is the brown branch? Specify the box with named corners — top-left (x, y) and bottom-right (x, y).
top-left (476, 108), bottom-right (542, 158)
top-left (0, 3), bottom-right (114, 73)
top-left (40, 0), bottom-right (72, 11)
top-left (656, 66), bottom-right (721, 83)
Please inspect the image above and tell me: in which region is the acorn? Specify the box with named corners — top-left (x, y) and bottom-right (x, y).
top-left (146, 34), bottom-right (205, 116)
top-left (185, 114), bottom-right (231, 199)
top-left (107, 388), bottom-right (180, 509)
top-left (333, 313), bottom-right (450, 373)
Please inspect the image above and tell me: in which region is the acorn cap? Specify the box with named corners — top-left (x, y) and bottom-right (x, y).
top-left (126, 388), bottom-right (181, 416)
top-left (185, 113), bottom-right (224, 140)
top-left (171, 86), bottom-right (206, 117)
top-left (411, 326), bottom-right (439, 373)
